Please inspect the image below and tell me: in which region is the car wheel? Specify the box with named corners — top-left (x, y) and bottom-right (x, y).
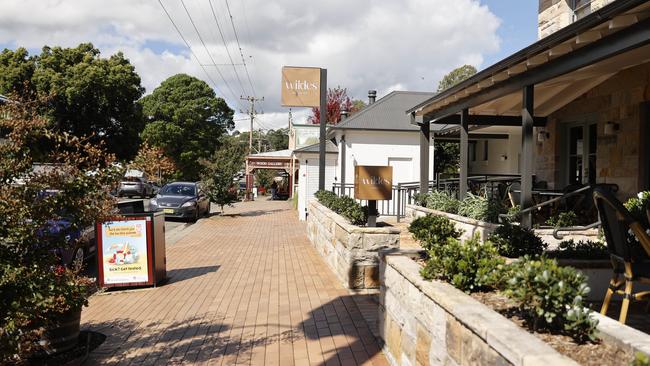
top-left (71, 247), bottom-right (84, 272)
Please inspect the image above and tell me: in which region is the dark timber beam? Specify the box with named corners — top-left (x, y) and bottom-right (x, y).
top-left (521, 85), bottom-right (535, 229)
top-left (318, 69), bottom-right (328, 190)
top-left (435, 133), bottom-right (510, 140)
top-left (459, 109), bottom-right (469, 200)
top-left (432, 114), bottom-right (547, 127)
top-left (340, 135), bottom-right (347, 190)
top-left (419, 121), bottom-right (430, 195)
top-left (422, 17), bottom-right (650, 121)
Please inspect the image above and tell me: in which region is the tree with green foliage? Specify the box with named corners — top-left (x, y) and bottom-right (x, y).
top-left (0, 43), bottom-right (145, 159)
top-left (436, 64), bottom-right (478, 92)
top-left (434, 65), bottom-right (478, 175)
top-left (255, 169), bottom-right (276, 190)
top-left (140, 74), bottom-right (234, 180)
top-left (200, 136), bottom-right (245, 213)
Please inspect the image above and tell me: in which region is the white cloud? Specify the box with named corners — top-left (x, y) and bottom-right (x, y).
top-left (0, 0), bottom-right (502, 125)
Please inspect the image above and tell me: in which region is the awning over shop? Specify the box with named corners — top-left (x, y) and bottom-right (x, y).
top-left (407, 0), bottom-right (650, 227)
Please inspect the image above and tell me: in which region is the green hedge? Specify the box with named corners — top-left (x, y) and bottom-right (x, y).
top-left (314, 190), bottom-right (368, 226)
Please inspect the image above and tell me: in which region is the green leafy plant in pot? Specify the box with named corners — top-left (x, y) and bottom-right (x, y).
top-left (0, 95), bottom-right (121, 362)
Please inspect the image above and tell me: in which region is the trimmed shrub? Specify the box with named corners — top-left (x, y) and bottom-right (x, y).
top-left (488, 223), bottom-right (547, 258)
top-left (426, 190), bottom-right (460, 214)
top-left (421, 234), bottom-right (505, 293)
top-left (408, 214), bottom-right (462, 251)
top-left (546, 211), bottom-right (578, 228)
top-left (457, 193), bottom-right (505, 223)
top-left (503, 257), bottom-right (598, 343)
top-left (314, 190), bottom-right (368, 226)
top-left (547, 239), bottom-right (609, 260)
top-left (412, 192), bottom-right (429, 206)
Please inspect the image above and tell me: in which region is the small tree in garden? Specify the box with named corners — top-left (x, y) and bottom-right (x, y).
top-left (200, 137), bottom-right (245, 213)
top-left (254, 169), bottom-right (276, 190)
top-left (308, 86), bottom-right (362, 125)
top-left (0, 94), bottom-right (121, 361)
top-left (130, 142), bottom-right (178, 184)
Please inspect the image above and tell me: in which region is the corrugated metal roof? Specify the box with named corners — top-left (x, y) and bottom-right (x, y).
top-left (332, 91), bottom-right (434, 131)
top-left (293, 141), bottom-right (338, 154)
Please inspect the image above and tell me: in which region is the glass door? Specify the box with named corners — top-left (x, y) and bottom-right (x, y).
top-left (566, 123), bottom-right (597, 185)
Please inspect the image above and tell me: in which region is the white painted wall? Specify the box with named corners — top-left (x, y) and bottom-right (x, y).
top-left (296, 152), bottom-right (338, 221)
top-left (338, 130), bottom-right (435, 185)
top-left (467, 133), bottom-right (521, 175)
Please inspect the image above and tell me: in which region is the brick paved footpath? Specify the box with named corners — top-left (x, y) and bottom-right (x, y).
top-left (82, 199), bottom-right (389, 366)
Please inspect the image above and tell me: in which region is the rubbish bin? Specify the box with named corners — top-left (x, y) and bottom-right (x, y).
top-left (95, 211), bottom-right (166, 288)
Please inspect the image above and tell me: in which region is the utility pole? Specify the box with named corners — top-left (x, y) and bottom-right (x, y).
top-left (240, 95), bottom-right (264, 154)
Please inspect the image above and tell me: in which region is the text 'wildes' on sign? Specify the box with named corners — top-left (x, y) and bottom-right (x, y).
top-left (354, 166), bottom-right (393, 200)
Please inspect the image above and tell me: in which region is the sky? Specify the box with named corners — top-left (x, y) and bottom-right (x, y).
top-left (0, 0), bottom-right (538, 132)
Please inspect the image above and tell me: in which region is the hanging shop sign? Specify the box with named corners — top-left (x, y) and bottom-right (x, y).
top-left (354, 165), bottom-right (393, 200)
top-left (281, 66), bottom-right (322, 107)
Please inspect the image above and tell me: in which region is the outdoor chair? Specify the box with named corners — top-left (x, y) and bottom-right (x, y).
top-left (593, 187), bottom-right (650, 324)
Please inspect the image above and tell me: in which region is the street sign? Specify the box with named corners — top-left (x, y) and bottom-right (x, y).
top-left (354, 166), bottom-right (393, 200)
top-left (281, 66), bottom-right (321, 107)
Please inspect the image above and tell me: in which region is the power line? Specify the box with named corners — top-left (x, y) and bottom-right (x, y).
top-left (157, 0), bottom-right (226, 99)
top-left (207, 0), bottom-right (249, 97)
top-left (224, 0), bottom-right (257, 97)
top-left (179, 0), bottom-right (245, 111)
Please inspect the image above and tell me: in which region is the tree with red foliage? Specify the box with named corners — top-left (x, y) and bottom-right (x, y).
top-left (308, 86), bottom-right (362, 125)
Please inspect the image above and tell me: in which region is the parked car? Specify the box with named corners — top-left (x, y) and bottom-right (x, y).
top-left (117, 176), bottom-right (155, 198)
top-left (39, 190), bottom-right (96, 271)
top-left (149, 182), bottom-right (210, 221)
top-left (50, 219), bottom-right (96, 272)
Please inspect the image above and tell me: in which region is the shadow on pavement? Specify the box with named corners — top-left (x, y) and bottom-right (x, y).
top-left (222, 208), bottom-right (286, 218)
top-left (299, 293), bottom-right (383, 365)
top-left (82, 292), bottom-right (383, 365)
top-left (166, 265), bottom-right (220, 285)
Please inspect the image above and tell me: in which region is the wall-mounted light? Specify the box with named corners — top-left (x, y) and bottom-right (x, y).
top-left (604, 121), bottom-right (620, 136)
top-left (499, 154), bottom-right (508, 161)
top-left (537, 130), bottom-right (550, 143)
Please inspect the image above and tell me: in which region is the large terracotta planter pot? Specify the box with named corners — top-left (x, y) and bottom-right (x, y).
top-left (39, 307), bottom-right (82, 355)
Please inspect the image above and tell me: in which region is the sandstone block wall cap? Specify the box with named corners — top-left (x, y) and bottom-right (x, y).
top-left (309, 200), bottom-right (401, 234)
top-left (383, 254), bottom-right (578, 365)
top-left (405, 204), bottom-right (500, 229)
top-left (594, 312), bottom-right (650, 356)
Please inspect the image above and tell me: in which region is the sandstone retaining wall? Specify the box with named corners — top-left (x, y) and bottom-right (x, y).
top-left (306, 200), bottom-right (400, 289)
top-left (379, 251), bottom-right (650, 365)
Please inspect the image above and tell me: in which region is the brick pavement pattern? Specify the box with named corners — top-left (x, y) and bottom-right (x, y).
top-left (82, 200), bottom-right (389, 366)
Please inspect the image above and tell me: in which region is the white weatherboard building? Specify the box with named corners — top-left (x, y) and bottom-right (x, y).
top-left (293, 141), bottom-right (338, 221)
top-left (329, 91), bottom-right (436, 186)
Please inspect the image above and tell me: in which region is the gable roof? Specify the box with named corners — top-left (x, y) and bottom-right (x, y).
top-left (331, 91), bottom-right (434, 132)
top-left (292, 141), bottom-right (338, 154)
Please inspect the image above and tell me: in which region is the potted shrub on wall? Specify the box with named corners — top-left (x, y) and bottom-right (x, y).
top-left (0, 96), bottom-right (120, 362)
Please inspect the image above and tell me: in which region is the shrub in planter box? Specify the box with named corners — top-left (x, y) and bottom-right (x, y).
top-left (457, 193), bottom-right (505, 224)
top-left (488, 222), bottom-right (547, 258)
top-left (547, 239), bottom-right (609, 260)
top-left (425, 190), bottom-right (460, 214)
top-left (0, 96), bottom-right (119, 362)
top-left (502, 257), bottom-right (598, 343)
top-left (421, 234), bottom-right (505, 292)
top-left (408, 214), bottom-right (462, 251)
top-left (314, 190), bottom-right (368, 225)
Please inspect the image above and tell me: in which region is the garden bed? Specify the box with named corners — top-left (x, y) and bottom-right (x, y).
top-left (379, 251), bottom-right (650, 366)
top-left (405, 204), bottom-right (499, 242)
top-left (307, 200), bottom-right (400, 289)
top-left (406, 204), bottom-right (602, 248)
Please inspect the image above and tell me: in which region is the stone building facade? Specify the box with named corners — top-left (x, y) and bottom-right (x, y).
top-left (538, 0), bottom-right (617, 39)
top-left (533, 62), bottom-right (650, 199)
